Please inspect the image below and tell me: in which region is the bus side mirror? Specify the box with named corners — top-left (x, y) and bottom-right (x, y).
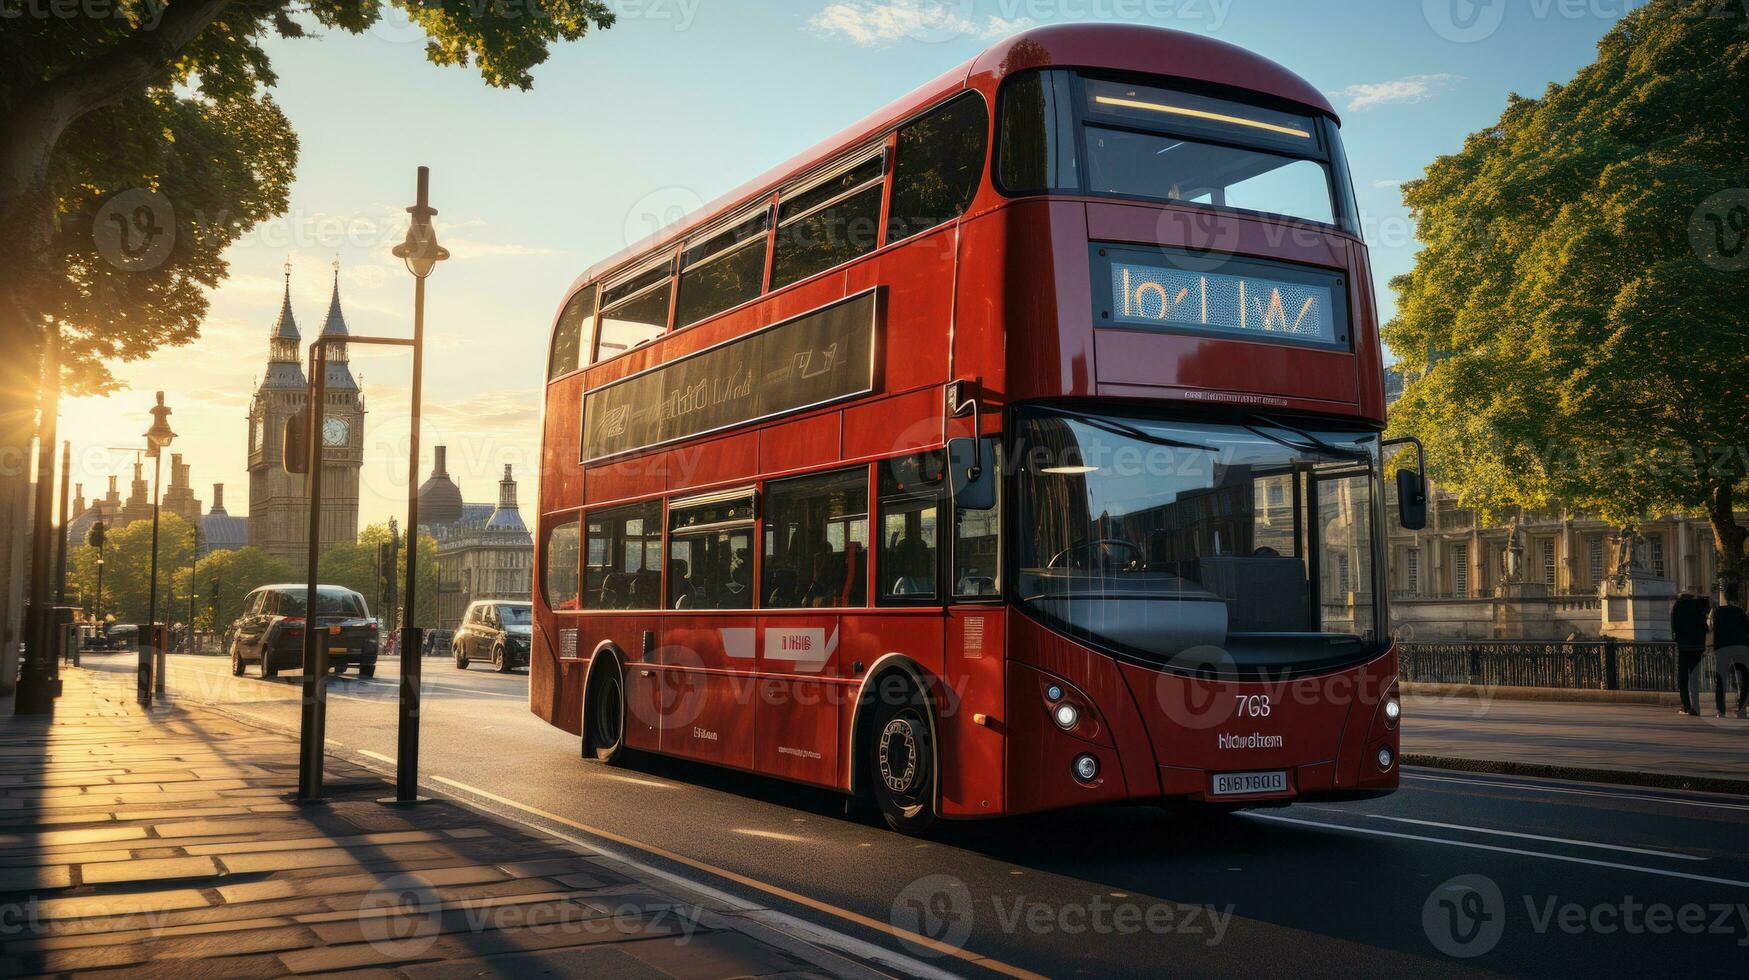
top-left (948, 438), bottom-right (994, 511)
top-left (1395, 469), bottom-right (1427, 531)
top-left (1383, 435), bottom-right (1428, 531)
top-left (282, 408), bottom-right (309, 475)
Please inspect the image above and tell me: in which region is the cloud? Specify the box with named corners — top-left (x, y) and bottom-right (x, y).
top-left (809, 1), bottom-right (1029, 47)
top-left (1371, 179), bottom-right (1406, 190)
top-left (440, 236), bottom-right (571, 259)
top-left (1340, 74), bottom-right (1460, 112)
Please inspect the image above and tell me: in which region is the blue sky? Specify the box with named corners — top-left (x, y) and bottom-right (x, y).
top-left (60, 0), bottom-right (1635, 527)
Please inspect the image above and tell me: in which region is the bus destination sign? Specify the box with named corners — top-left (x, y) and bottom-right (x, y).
top-left (582, 289), bottom-right (879, 461)
top-left (1094, 245), bottom-right (1349, 351)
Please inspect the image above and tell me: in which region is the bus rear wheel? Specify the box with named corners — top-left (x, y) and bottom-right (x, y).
top-left (864, 683), bottom-right (936, 835)
top-left (585, 659), bottom-right (626, 764)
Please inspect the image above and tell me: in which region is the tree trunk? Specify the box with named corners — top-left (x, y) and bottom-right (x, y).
top-left (1707, 479), bottom-right (1747, 599)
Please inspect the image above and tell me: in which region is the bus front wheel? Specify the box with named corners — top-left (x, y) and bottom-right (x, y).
top-left (584, 658), bottom-right (626, 764)
top-left (864, 680), bottom-right (936, 835)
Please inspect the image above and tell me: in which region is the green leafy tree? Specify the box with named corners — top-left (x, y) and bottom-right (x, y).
top-left (0, 0), bottom-right (615, 674)
top-left (171, 546), bottom-right (294, 633)
top-left (1385, 0), bottom-right (1749, 591)
top-left (66, 512), bottom-right (195, 626)
top-left (317, 542), bottom-right (380, 606)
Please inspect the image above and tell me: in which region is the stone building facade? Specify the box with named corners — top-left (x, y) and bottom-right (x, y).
top-left (418, 450), bottom-right (533, 630)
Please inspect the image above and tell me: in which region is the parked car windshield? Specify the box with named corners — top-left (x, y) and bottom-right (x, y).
top-left (497, 604), bottom-right (533, 627)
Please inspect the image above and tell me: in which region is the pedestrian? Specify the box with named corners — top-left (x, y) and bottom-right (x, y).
top-left (1711, 584), bottom-right (1748, 719)
top-left (1671, 591), bottom-right (1710, 716)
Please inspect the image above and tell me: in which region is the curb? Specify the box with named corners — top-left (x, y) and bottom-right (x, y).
top-left (125, 676), bottom-right (942, 980)
top-left (1404, 754), bottom-right (1749, 798)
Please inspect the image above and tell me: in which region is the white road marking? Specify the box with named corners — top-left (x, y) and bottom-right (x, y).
top-left (731, 828), bottom-right (810, 842)
top-left (424, 774), bottom-right (1040, 980)
top-left (1405, 770), bottom-right (1749, 812)
top-left (358, 749), bottom-right (396, 765)
top-left (1249, 812), bottom-right (1749, 890)
top-left (601, 773), bottom-right (677, 789)
top-left (1362, 814), bottom-right (1705, 860)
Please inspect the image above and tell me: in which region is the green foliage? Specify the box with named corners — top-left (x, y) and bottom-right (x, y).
top-left (66, 512), bottom-right (196, 625)
top-left (0, 0), bottom-right (616, 395)
top-left (1384, 0), bottom-right (1749, 581)
top-left (176, 546), bottom-right (295, 632)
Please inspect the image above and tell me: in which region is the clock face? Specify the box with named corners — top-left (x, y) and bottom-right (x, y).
top-left (322, 417), bottom-right (349, 447)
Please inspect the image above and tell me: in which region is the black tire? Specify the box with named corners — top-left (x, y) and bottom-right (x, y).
top-left (584, 658), bottom-right (626, 764)
top-left (261, 652), bottom-right (278, 680)
top-left (230, 646), bottom-right (244, 677)
top-left (454, 643), bottom-right (468, 670)
top-left (863, 676), bottom-right (937, 835)
top-left (358, 660), bottom-right (376, 679)
top-left (493, 644), bottom-right (511, 673)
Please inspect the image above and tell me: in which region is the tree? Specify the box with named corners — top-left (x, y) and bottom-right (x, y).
top-left (0, 0), bottom-right (614, 685)
top-left (172, 546), bottom-right (294, 633)
top-left (1385, 0), bottom-right (1749, 592)
top-left (65, 512), bottom-right (195, 626)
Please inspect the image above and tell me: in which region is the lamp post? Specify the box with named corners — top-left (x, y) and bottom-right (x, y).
top-left (142, 391), bottom-right (176, 704)
top-left (16, 326), bottom-right (63, 714)
top-left (387, 165), bottom-right (448, 805)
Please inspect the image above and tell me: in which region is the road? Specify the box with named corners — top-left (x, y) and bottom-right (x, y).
top-left (87, 652), bottom-right (1749, 978)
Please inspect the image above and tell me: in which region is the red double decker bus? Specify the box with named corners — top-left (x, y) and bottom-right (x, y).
top-left (533, 23), bottom-right (1422, 833)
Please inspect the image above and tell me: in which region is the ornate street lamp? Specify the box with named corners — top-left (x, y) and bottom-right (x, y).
top-left (384, 166), bottom-right (446, 805)
top-left (142, 391), bottom-right (175, 704)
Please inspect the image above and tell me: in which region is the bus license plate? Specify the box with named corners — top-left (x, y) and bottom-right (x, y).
top-left (1211, 771), bottom-right (1288, 797)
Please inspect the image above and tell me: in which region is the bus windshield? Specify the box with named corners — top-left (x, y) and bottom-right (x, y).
top-left (1015, 408), bottom-right (1381, 677)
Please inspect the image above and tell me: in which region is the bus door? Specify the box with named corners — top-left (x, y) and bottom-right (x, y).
top-left (942, 438), bottom-right (1006, 815)
top-left (661, 489), bottom-right (758, 768)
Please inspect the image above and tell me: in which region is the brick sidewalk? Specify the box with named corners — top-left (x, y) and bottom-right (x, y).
top-left (0, 669), bottom-right (865, 977)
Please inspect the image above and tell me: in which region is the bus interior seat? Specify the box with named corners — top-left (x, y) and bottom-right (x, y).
top-left (668, 559), bottom-right (692, 606)
top-left (839, 542), bottom-right (865, 606)
top-left (766, 568), bottom-right (799, 607)
top-left (599, 572), bottom-right (632, 609)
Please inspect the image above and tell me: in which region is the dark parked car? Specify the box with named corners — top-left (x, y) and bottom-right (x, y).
top-left (451, 600), bottom-right (531, 672)
top-left (228, 584), bottom-right (378, 679)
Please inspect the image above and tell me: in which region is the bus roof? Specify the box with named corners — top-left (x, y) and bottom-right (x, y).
top-left (571, 23), bottom-right (1333, 292)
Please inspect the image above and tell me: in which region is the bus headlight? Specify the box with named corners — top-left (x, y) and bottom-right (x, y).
top-left (1383, 697), bottom-right (1400, 729)
top-left (1053, 703), bottom-right (1080, 731)
top-left (1377, 746), bottom-right (1394, 771)
top-left (1073, 754), bottom-right (1099, 783)
top-left (1045, 684), bottom-right (1064, 702)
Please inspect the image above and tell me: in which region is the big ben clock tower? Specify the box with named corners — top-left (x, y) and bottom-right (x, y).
top-left (247, 262), bottom-right (365, 562)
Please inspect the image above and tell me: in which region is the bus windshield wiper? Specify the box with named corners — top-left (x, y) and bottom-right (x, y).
top-left (1244, 415), bottom-right (1370, 462)
top-left (1030, 406), bottom-right (1213, 454)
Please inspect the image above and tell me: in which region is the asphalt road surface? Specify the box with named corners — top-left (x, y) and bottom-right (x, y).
top-left (85, 652), bottom-right (1749, 978)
